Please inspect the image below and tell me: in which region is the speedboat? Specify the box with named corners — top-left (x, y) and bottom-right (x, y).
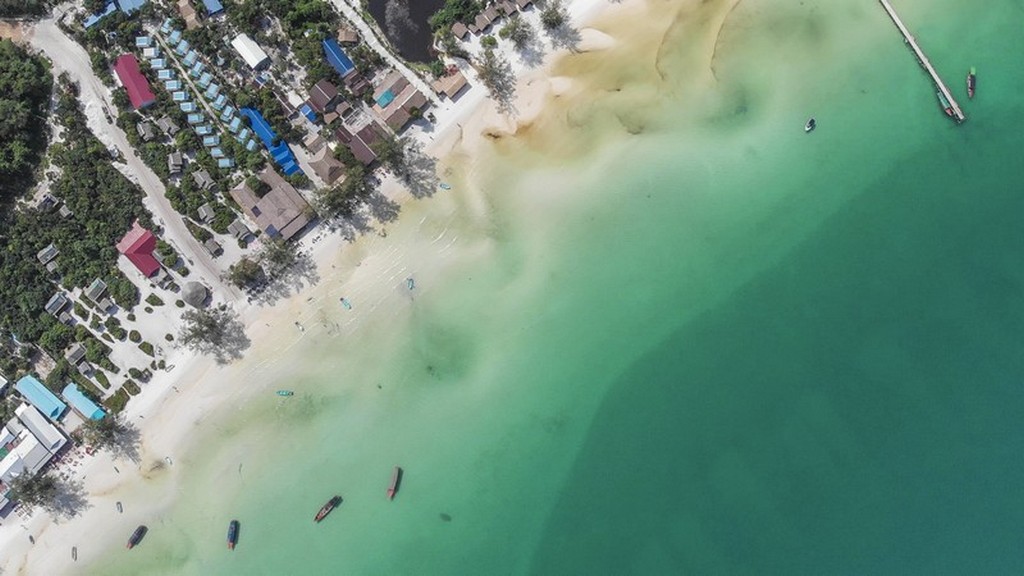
top-left (276, 390), bottom-right (294, 397)
top-left (314, 496), bottom-right (342, 523)
top-left (126, 525), bottom-right (147, 549)
top-left (227, 520), bottom-right (240, 550)
top-left (804, 118), bottom-right (816, 133)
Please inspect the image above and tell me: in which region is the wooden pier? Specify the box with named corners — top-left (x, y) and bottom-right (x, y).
top-left (878, 0), bottom-right (965, 123)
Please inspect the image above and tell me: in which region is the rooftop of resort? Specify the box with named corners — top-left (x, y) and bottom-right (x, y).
top-left (116, 220), bottom-right (161, 277)
top-left (14, 375), bottom-right (67, 421)
top-left (229, 167), bottom-right (311, 241)
top-left (112, 54), bottom-right (155, 110)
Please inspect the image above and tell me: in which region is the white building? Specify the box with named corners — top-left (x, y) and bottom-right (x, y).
top-left (230, 33), bottom-right (270, 70)
top-left (0, 404), bottom-right (68, 510)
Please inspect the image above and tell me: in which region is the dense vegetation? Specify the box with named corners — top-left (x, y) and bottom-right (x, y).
top-left (264, 0), bottom-right (340, 88)
top-left (0, 40), bottom-right (52, 209)
top-left (0, 74), bottom-right (148, 365)
top-left (429, 0), bottom-right (482, 32)
top-left (0, 0), bottom-right (50, 17)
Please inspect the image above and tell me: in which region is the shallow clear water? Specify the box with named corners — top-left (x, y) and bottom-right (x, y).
top-left (89, 0), bottom-right (1024, 573)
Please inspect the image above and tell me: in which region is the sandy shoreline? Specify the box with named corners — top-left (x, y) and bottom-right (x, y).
top-left (0, 1), bottom-right (646, 573)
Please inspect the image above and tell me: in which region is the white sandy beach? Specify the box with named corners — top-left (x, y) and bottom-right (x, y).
top-left (0, 1), bottom-right (646, 573)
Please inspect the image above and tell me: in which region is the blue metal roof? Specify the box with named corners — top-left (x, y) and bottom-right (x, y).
top-left (183, 51), bottom-right (199, 66)
top-left (202, 0), bottom-right (223, 15)
top-left (157, 69), bottom-right (175, 80)
top-left (210, 147), bottom-right (224, 158)
top-left (197, 72), bottom-right (213, 88)
top-left (204, 84), bottom-right (220, 99)
top-left (190, 61), bottom-right (206, 78)
top-left (203, 135), bottom-right (220, 147)
top-left (217, 158), bottom-right (234, 169)
top-left (187, 113), bottom-right (205, 124)
top-left (62, 384), bottom-right (105, 421)
top-left (135, 36), bottom-right (152, 47)
top-left (175, 39), bottom-right (189, 56)
top-left (168, 29), bottom-right (182, 44)
top-left (172, 91), bottom-right (189, 102)
top-left (240, 107), bottom-right (302, 175)
top-left (16, 375), bottom-right (67, 420)
top-left (322, 38), bottom-right (355, 78)
top-left (118, 0), bottom-right (148, 14)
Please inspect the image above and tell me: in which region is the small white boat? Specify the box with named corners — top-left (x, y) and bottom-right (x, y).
top-left (438, 182), bottom-right (451, 190)
top-left (804, 118), bottom-right (816, 133)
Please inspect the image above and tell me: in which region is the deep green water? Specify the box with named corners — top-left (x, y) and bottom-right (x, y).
top-left (88, 0), bottom-right (1024, 573)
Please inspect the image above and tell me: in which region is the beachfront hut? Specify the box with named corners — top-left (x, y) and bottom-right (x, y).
top-left (15, 376), bottom-right (67, 420)
top-left (61, 384), bottom-right (105, 421)
top-left (187, 113), bottom-right (205, 125)
top-left (157, 68), bottom-right (175, 81)
top-left (165, 80), bottom-right (182, 91)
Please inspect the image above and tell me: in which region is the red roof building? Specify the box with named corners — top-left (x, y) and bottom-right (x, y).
top-left (113, 54), bottom-right (156, 109)
top-left (116, 221), bottom-right (161, 277)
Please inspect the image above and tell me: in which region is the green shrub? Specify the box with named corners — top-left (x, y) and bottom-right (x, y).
top-left (157, 359), bottom-right (166, 370)
top-left (127, 313), bottom-right (136, 321)
top-left (164, 333), bottom-right (174, 341)
top-left (123, 379), bottom-right (141, 395)
top-left (101, 333), bottom-right (114, 343)
top-left (175, 299), bottom-right (185, 308)
top-left (74, 301), bottom-right (88, 319)
top-left (128, 330), bottom-right (141, 343)
top-left (128, 367), bottom-right (142, 379)
top-left (139, 341), bottom-right (154, 356)
top-left (179, 267), bottom-right (190, 277)
top-left (95, 371), bottom-right (110, 389)
top-left (145, 294), bottom-right (164, 306)
top-left (144, 306), bottom-right (153, 313)
top-left (104, 389), bottom-right (129, 412)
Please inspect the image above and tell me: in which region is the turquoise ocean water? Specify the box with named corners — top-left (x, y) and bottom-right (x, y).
top-left (90, 0), bottom-right (1024, 573)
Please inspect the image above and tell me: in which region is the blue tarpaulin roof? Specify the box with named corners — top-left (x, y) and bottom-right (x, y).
top-left (62, 384), bottom-right (105, 421)
top-left (322, 38), bottom-right (355, 78)
top-left (202, 0), bottom-right (223, 15)
top-left (240, 107), bottom-right (302, 175)
top-left (16, 375), bottom-right (67, 420)
top-left (299, 103), bottom-right (317, 122)
top-left (83, 2), bottom-right (116, 28)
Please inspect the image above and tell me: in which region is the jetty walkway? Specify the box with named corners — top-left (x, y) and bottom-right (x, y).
top-left (878, 0), bottom-right (965, 123)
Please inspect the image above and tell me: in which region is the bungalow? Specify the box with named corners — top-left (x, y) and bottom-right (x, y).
top-left (335, 122), bottom-right (381, 166)
top-left (150, 58), bottom-right (167, 70)
top-left (197, 72), bottom-right (213, 89)
top-left (142, 46), bottom-right (160, 59)
top-left (229, 167), bottom-right (312, 241)
top-left (203, 238), bottom-right (223, 256)
top-left (136, 121), bottom-right (156, 141)
top-left (184, 51), bottom-right (199, 67)
top-left (203, 135), bottom-right (221, 148)
top-left (236, 127), bottom-right (252, 142)
top-left (211, 94), bottom-right (227, 110)
top-left (168, 29), bottom-right (183, 45)
top-left (177, 0), bottom-right (199, 29)
top-left (228, 116), bottom-right (242, 133)
top-left (157, 68), bottom-right (175, 81)
top-left (451, 22), bottom-right (469, 40)
top-left (231, 33), bottom-right (270, 70)
top-left (180, 102), bottom-right (198, 113)
top-left (431, 68), bottom-right (469, 100)
top-left (86, 278), bottom-right (114, 311)
top-left (337, 24), bottom-right (359, 44)
top-left (44, 293), bottom-right (69, 317)
top-left (308, 79), bottom-right (339, 115)
top-left (116, 221), bottom-right (162, 278)
top-left (195, 124), bottom-right (213, 136)
top-left (220, 105), bottom-right (236, 122)
top-left (165, 80), bottom-right (183, 91)
top-left (192, 169), bottom-right (215, 190)
top-left (175, 39), bottom-right (190, 56)
top-left (58, 205), bottom-right (73, 219)
top-left (135, 36), bottom-right (152, 48)
top-left (309, 146), bottom-right (345, 185)
top-left (112, 54), bottom-right (155, 109)
top-left (245, 139), bottom-right (258, 152)
top-left (168, 151), bottom-right (184, 175)
top-left (372, 70), bottom-right (429, 131)
top-left (227, 219), bottom-right (252, 241)
top-left (204, 83), bottom-right (220, 100)
top-left (172, 90), bottom-right (190, 102)
top-left (187, 112), bottom-right (205, 125)
top-left (190, 61), bottom-right (206, 78)
top-left (498, 0), bottom-right (516, 16)
top-left (210, 147), bottom-right (224, 158)
top-left (36, 243), bottom-right (58, 265)
top-left (217, 158), bottom-right (235, 169)
top-left (64, 343), bottom-right (87, 366)
top-left (202, 0), bottom-right (224, 16)
top-left (156, 115), bottom-right (180, 136)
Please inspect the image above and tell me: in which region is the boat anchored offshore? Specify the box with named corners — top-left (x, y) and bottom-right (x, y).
top-left (937, 91), bottom-right (954, 117)
top-left (386, 466), bottom-right (403, 500)
top-left (804, 117), bottom-right (816, 133)
top-left (967, 67), bottom-right (976, 99)
top-left (227, 520), bottom-right (240, 550)
top-left (126, 525), bottom-right (147, 549)
top-left (276, 390), bottom-right (294, 397)
top-left (314, 496), bottom-right (342, 523)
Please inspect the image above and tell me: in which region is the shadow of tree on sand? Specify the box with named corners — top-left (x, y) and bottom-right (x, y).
top-left (47, 477), bottom-right (90, 522)
top-left (249, 248), bottom-right (321, 308)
